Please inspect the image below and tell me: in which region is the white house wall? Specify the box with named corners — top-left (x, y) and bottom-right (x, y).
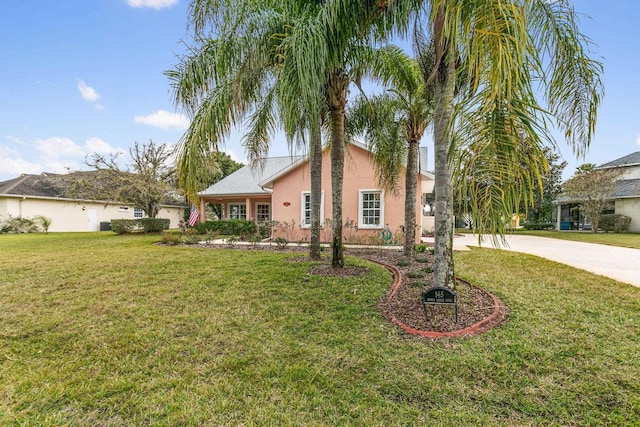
top-left (618, 164), bottom-right (640, 180)
top-left (615, 198), bottom-right (640, 233)
top-left (1, 197), bottom-right (184, 232)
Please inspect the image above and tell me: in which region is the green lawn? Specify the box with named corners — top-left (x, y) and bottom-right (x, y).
top-left (1, 233), bottom-right (639, 426)
top-left (512, 229), bottom-right (640, 249)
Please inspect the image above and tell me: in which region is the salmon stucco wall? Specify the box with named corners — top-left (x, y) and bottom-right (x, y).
top-left (270, 144), bottom-right (423, 244)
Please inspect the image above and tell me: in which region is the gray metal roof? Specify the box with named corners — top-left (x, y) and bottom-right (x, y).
top-left (598, 151), bottom-right (640, 169)
top-left (199, 155), bottom-right (303, 197)
top-left (611, 178), bottom-right (640, 199)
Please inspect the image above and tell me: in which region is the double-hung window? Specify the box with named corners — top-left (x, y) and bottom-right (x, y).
top-left (228, 203), bottom-right (246, 220)
top-left (359, 190), bottom-right (383, 228)
top-left (301, 191), bottom-right (324, 228)
top-left (134, 208), bottom-right (144, 219)
top-left (256, 203), bottom-right (271, 223)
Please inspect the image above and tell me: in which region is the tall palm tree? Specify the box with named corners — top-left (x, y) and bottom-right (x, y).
top-left (176, 0), bottom-right (387, 268)
top-left (348, 44), bottom-right (435, 257)
top-left (168, 1), bottom-right (328, 259)
top-left (338, 0), bottom-right (603, 288)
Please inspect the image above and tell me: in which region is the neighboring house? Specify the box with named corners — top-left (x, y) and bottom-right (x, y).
top-left (198, 141), bottom-right (434, 243)
top-left (0, 172), bottom-right (185, 232)
top-left (554, 151), bottom-right (640, 232)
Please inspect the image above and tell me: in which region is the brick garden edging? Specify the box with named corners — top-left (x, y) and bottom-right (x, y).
top-left (367, 258), bottom-right (508, 339)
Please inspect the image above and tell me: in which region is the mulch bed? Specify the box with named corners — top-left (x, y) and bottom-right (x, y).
top-left (191, 242), bottom-right (507, 336)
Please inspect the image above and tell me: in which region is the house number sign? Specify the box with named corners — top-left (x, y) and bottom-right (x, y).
top-left (421, 286), bottom-right (458, 323)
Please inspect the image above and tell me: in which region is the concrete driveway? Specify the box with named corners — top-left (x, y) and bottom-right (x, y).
top-left (425, 234), bottom-right (640, 288)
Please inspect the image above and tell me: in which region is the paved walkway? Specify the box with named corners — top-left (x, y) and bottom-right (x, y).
top-left (424, 234), bottom-right (640, 288)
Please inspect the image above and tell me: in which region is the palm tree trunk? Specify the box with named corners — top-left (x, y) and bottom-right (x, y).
top-left (403, 138), bottom-right (419, 256)
top-left (309, 125), bottom-right (322, 260)
top-left (433, 54), bottom-right (456, 289)
top-left (328, 70), bottom-right (349, 268)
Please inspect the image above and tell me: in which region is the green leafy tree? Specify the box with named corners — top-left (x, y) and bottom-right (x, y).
top-left (562, 164), bottom-right (620, 233)
top-left (521, 147), bottom-right (567, 224)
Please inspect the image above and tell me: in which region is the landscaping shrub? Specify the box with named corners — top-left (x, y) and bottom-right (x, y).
top-left (139, 217), bottom-right (170, 233)
top-left (193, 219), bottom-right (257, 236)
top-left (0, 215), bottom-right (42, 233)
top-left (599, 214), bottom-right (632, 233)
top-left (159, 231), bottom-right (183, 245)
top-left (111, 219), bottom-right (138, 234)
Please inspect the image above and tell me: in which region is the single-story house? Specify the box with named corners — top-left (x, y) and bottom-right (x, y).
top-left (197, 141), bottom-right (434, 243)
top-left (554, 151), bottom-right (640, 232)
top-left (0, 172), bottom-right (185, 232)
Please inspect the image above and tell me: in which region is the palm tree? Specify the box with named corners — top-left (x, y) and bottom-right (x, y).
top-left (339, 0), bottom-right (603, 288)
top-left (176, 0), bottom-right (387, 268)
top-left (167, 1), bottom-right (328, 260)
top-left (348, 44), bottom-right (435, 257)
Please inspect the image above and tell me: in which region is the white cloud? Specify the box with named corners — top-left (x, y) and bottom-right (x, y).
top-left (0, 146), bottom-right (43, 176)
top-left (37, 137), bottom-right (85, 159)
top-left (84, 137), bottom-right (119, 154)
top-left (36, 136), bottom-right (120, 161)
top-left (0, 137), bottom-right (122, 180)
top-left (134, 110), bottom-right (189, 130)
top-left (126, 0), bottom-right (177, 9)
top-left (636, 134), bottom-right (640, 146)
top-left (77, 80), bottom-right (101, 102)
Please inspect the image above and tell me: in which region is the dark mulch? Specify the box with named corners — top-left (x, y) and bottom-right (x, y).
top-left (191, 242), bottom-right (501, 334)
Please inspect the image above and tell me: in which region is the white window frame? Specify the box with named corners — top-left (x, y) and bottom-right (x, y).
top-left (255, 203), bottom-right (271, 223)
top-left (133, 208), bottom-right (144, 219)
top-left (358, 189), bottom-right (384, 229)
top-left (228, 203), bottom-right (246, 220)
top-left (300, 191), bottom-right (324, 228)
top-left (118, 206), bottom-right (130, 212)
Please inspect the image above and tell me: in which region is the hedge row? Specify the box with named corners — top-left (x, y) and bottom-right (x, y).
top-left (598, 214), bottom-right (632, 233)
top-left (111, 218), bottom-right (170, 234)
top-left (192, 219), bottom-right (257, 236)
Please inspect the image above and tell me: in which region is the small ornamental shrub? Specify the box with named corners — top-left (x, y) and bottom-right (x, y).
top-left (415, 243), bottom-right (427, 254)
top-left (248, 234), bottom-right (262, 246)
top-left (193, 219), bottom-right (257, 236)
top-left (275, 237), bottom-right (288, 249)
top-left (160, 232), bottom-right (183, 245)
top-left (0, 215), bottom-right (40, 233)
top-left (111, 219), bottom-right (139, 234)
top-left (599, 214), bottom-right (632, 233)
top-left (139, 218), bottom-right (170, 233)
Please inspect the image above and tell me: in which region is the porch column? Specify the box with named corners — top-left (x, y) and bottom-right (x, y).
top-left (556, 204), bottom-right (561, 231)
top-left (199, 198), bottom-right (206, 223)
top-left (245, 198), bottom-right (252, 221)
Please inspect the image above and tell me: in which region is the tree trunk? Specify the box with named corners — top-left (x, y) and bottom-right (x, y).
top-left (327, 70), bottom-right (349, 268)
top-left (432, 49), bottom-right (456, 289)
top-left (309, 125), bottom-right (322, 260)
top-left (403, 138), bottom-right (419, 256)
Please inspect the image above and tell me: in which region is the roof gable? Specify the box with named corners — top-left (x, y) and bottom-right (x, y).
top-left (598, 151), bottom-right (640, 169)
top-left (199, 156), bottom-right (303, 197)
top-left (611, 178), bottom-right (640, 199)
top-left (0, 173), bottom-right (66, 197)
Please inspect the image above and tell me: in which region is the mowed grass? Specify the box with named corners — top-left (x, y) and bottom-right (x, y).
top-left (1, 233), bottom-right (639, 426)
top-left (513, 229), bottom-right (640, 249)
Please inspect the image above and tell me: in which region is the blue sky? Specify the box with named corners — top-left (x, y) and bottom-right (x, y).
top-left (1, 0), bottom-right (639, 182)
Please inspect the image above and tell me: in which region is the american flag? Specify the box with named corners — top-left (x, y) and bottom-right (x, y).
top-left (188, 204), bottom-right (199, 226)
